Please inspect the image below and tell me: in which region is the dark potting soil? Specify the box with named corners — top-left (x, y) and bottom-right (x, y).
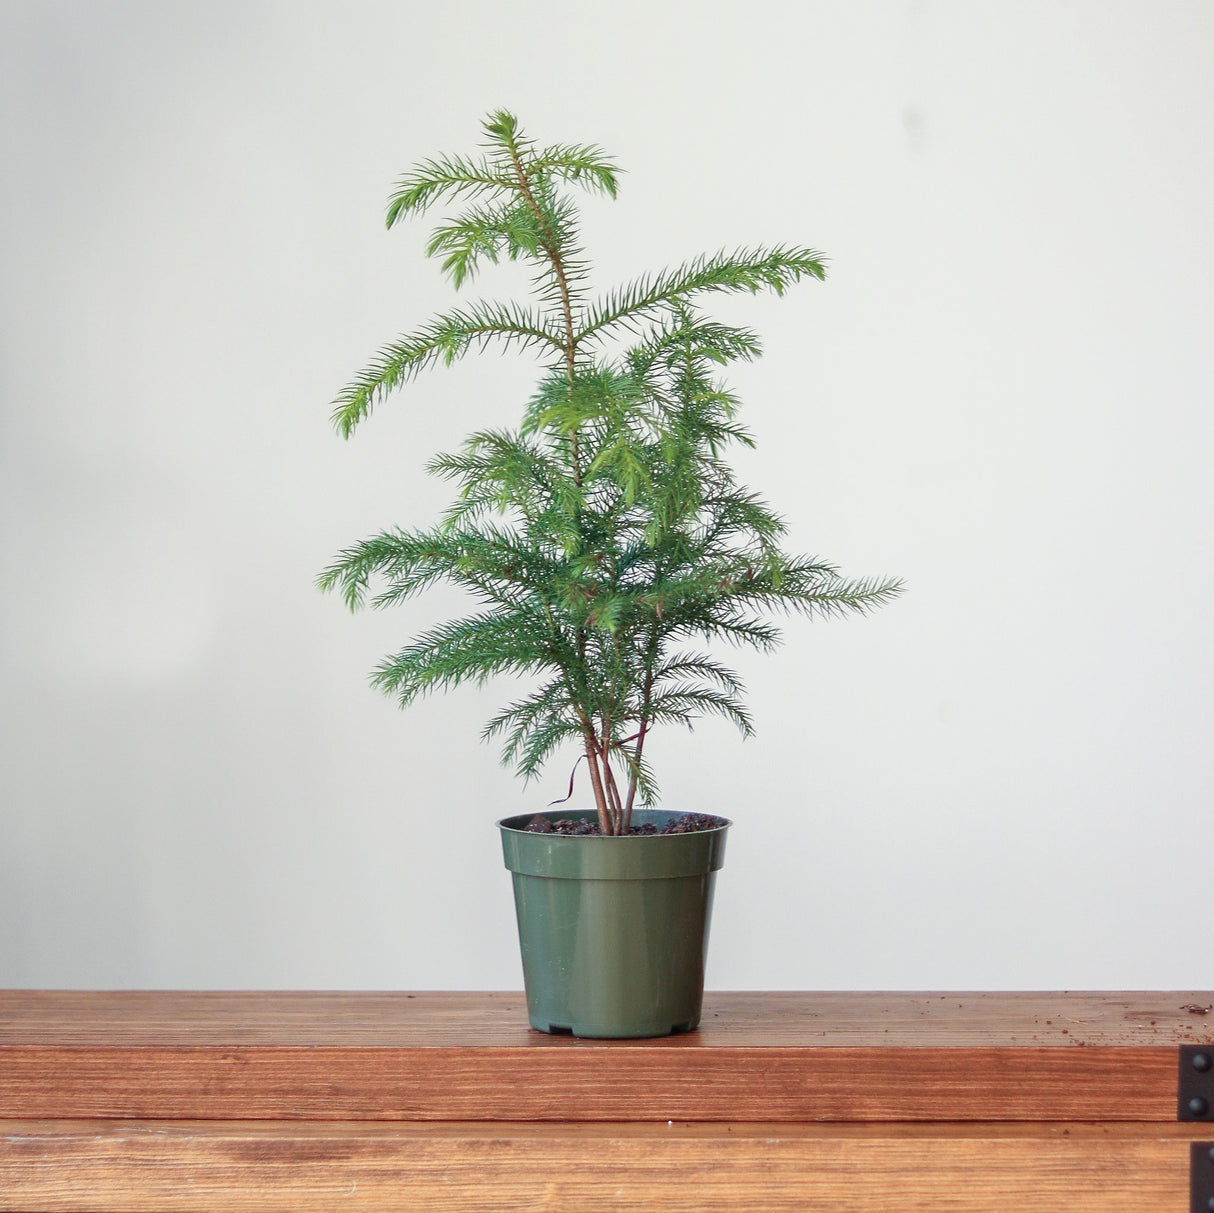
top-left (522, 812), bottom-right (722, 835)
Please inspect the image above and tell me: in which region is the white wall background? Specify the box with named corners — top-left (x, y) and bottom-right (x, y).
top-left (2, 0), bottom-right (1211, 992)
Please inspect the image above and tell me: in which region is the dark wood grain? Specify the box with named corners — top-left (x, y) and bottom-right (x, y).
top-left (0, 1120), bottom-right (1206, 1212)
top-left (1, 992), bottom-right (1209, 1122)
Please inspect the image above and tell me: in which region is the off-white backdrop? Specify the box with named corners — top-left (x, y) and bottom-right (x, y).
top-left (2, 1), bottom-right (1211, 991)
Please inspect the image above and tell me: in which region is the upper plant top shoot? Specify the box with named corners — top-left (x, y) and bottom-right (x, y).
top-left (320, 111), bottom-right (902, 834)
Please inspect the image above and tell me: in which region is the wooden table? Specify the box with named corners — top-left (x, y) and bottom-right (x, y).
top-left (1, 990), bottom-right (1212, 1210)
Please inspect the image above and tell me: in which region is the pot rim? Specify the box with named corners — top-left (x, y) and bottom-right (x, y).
top-left (499, 808), bottom-right (729, 878)
top-left (497, 808), bottom-right (732, 835)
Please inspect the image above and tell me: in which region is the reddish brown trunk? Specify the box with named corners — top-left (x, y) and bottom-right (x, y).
top-left (583, 735), bottom-right (612, 834)
top-left (600, 748), bottom-right (625, 835)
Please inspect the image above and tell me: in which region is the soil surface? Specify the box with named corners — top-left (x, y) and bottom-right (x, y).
top-left (522, 813), bottom-right (723, 835)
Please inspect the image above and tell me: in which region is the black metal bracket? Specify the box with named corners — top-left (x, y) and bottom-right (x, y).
top-left (1181, 1047), bottom-right (1214, 1121)
top-left (1192, 1142), bottom-right (1214, 1213)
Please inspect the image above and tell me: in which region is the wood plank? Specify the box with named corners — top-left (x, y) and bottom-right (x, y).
top-left (3, 990), bottom-right (1211, 1047)
top-left (0, 1042), bottom-right (1181, 1122)
top-left (0, 1120), bottom-right (1206, 1212)
top-left (2, 992), bottom-right (1209, 1122)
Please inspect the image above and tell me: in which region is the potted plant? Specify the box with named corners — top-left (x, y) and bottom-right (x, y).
top-left (319, 111), bottom-right (901, 1037)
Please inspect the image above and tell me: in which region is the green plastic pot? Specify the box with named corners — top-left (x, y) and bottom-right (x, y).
top-left (497, 809), bottom-right (729, 1039)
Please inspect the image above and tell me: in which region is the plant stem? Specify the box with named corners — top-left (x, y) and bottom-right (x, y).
top-left (599, 722), bottom-right (625, 835)
top-left (502, 131), bottom-right (604, 827)
top-left (503, 132), bottom-right (583, 485)
top-left (582, 732), bottom-right (612, 833)
top-left (622, 720), bottom-right (647, 834)
top-left (622, 623), bottom-right (660, 832)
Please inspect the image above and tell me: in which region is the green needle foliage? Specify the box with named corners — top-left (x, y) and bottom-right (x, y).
top-left (319, 111), bottom-right (903, 835)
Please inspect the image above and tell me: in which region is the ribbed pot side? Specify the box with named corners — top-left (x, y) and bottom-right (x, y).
top-left (498, 810), bottom-right (730, 1039)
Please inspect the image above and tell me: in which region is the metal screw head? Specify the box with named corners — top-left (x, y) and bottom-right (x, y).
top-left (1207, 1197), bottom-right (1214, 1213)
top-left (1194, 1052), bottom-right (1214, 1073)
top-left (1209, 1145), bottom-right (1214, 1164)
top-left (1188, 1096), bottom-right (1210, 1117)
